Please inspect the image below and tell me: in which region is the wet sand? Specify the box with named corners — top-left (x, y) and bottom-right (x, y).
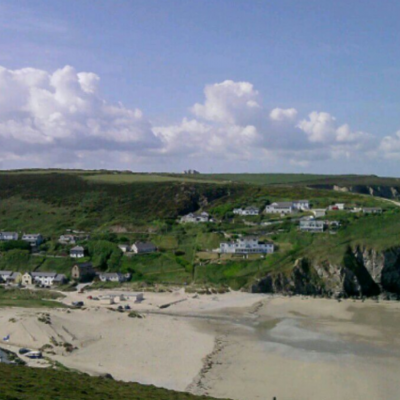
top-left (189, 296), bottom-right (400, 400)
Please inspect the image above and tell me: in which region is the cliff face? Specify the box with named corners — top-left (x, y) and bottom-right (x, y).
top-left (310, 184), bottom-right (400, 200)
top-left (251, 247), bottom-right (400, 298)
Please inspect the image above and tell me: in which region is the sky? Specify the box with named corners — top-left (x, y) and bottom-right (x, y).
top-left (1, 0), bottom-right (400, 175)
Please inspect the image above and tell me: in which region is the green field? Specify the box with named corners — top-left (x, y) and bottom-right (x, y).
top-left (0, 363), bottom-right (224, 400)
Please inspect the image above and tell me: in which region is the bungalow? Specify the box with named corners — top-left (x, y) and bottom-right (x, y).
top-left (0, 271), bottom-right (12, 283)
top-left (22, 233), bottom-right (44, 247)
top-left (265, 202), bottom-right (294, 215)
top-left (299, 219), bottom-right (325, 233)
top-left (70, 246), bottom-right (85, 258)
top-left (220, 236), bottom-right (274, 254)
top-left (118, 244), bottom-right (130, 253)
top-left (131, 242), bottom-right (157, 254)
top-left (0, 232), bottom-right (19, 241)
top-left (98, 272), bottom-right (127, 283)
top-left (58, 234), bottom-right (77, 245)
top-left (71, 262), bottom-right (96, 282)
top-left (363, 207), bottom-right (383, 214)
top-left (233, 206), bottom-right (259, 216)
top-left (180, 212), bottom-right (211, 223)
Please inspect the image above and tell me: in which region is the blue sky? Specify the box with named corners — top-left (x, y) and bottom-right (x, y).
top-left (1, 0), bottom-right (400, 175)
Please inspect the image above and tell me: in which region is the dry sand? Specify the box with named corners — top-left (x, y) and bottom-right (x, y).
top-left (1, 291), bottom-right (400, 400)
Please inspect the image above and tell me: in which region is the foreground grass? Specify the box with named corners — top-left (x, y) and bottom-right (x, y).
top-left (0, 363), bottom-right (224, 400)
top-left (0, 288), bottom-right (66, 308)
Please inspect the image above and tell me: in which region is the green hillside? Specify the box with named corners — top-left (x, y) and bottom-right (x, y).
top-left (0, 363), bottom-right (225, 400)
top-left (0, 170), bottom-right (399, 290)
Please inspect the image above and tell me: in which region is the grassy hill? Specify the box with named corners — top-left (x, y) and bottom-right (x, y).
top-left (0, 170), bottom-right (399, 290)
top-left (0, 363), bottom-right (225, 400)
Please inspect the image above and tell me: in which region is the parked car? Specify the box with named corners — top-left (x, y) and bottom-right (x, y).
top-left (18, 348), bottom-right (31, 355)
top-left (72, 301), bottom-right (84, 308)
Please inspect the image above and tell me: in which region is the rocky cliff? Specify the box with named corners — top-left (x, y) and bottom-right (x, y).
top-left (310, 184), bottom-right (400, 200)
top-left (251, 247), bottom-right (400, 298)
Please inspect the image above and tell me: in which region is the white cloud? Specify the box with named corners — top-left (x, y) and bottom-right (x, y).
top-left (270, 107), bottom-right (298, 122)
top-left (0, 66), bottom-right (384, 171)
top-left (0, 65), bottom-right (161, 154)
top-left (191, 80), bottom-right (260, 125)
top-left (297, 111), bottom-right (372, 145)
top-left (380, 131), bottom-right (400, 159)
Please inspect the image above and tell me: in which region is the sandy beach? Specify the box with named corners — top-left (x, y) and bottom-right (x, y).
top-left (1, 290), bottom-right (400, 399)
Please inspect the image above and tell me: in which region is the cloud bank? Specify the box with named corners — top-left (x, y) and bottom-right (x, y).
top-left (0, 65), bottom-right (397, 172)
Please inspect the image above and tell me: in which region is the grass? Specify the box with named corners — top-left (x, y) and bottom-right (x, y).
top-left (84, 173), bottom-right (221, 184)
top-left (0, 288), bottom-right (66, 308)
top-left (0, 363), bottom-right (225, 400)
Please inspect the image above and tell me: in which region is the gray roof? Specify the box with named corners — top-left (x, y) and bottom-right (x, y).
top-left (0, 271), bottom-right (12, 275)
top-left (99, 272), bottom-right (123, 278)
top-left (133, 242), bottom-right (156, 251)
top-left (0, 232), bottom-right (18, 235)
top-left (54, 274), bottom-right (67, 281)
top-left (272, 202), bottom-right (293, 208)
top-left (31, 272), bottom-right (57, 278)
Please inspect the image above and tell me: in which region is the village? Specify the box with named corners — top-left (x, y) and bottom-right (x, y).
top-left (0, 199), bottom-right (384, 291)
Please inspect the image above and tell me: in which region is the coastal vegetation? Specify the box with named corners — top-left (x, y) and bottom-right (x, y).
top-left (0, 363), bottom-right (224, 400)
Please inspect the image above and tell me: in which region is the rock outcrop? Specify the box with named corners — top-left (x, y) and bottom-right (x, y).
top-left (251, 247), bottom-right (400, 298)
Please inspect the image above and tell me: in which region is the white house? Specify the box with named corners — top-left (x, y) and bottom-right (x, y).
top-left (22, 233), bottom-right (44, 247)
top-left (59, 234), bottom-right (77, 245)
top-left (220, 237), bottom-right (274, 254)
top-left (265, 202), bottom-right (294, 214)
top-left (31, 272), bottom-right (58, 286)
top-left (70, 246), bottom-right (85, 258)
top-left (329, 203), bottom-right (345, 211)
top-left (292, 200), bottom-right (310, 211)
top-left (299, 219), bottom-right (325, 233)
top-left (233, 206), bottom-right (259, 216)
top-left (0, 232), bottom-right (19, 241)
top-left (180, 212), bottom-right (211, 223)
top-left (98, 272), bottom-right (127, 283)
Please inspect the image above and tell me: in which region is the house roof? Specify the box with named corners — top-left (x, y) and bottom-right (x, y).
top-left (0, 271), bottom-right (12, 275)
top-left (99, 272), bottom-right (123, 278)
top-left (54, 274), bottom-right (67, 281)
top-left (31, 272), bottom-right (57, 278)
top-left (133, 242), bottom-right (156, 251)
top-left (0, 232), bottom-right (18, 236)
top-left (271, 202), bottom-right (293, 208)
top-left (74, 262), bottom-right (94, 271)
top-left (71, 246), bottom-right (84, 252)
top-left (22, 233), bottom-right (42, 237)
